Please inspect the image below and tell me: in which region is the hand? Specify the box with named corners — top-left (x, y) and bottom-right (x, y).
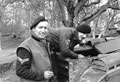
top-left (81, 39), bottom-right (87, 44)
top-left (44, 71), bottom-right (54, 79)
top-left (81, 38), bottom-right (90, 44)
top-left (78, 54), bottom-right (85, 59)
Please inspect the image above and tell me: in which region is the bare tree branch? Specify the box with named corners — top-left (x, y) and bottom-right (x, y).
top-left (80, 0), bottom-right (120, 24)
top-left (57, 0), bottom-right (67, 7)
top-left (74, 0), bottom-right (101, 17)
top-left (109, 5), bottom-right (120, 10)
top-left (74, 0), bottom-right (87, 17)
top-left (0, 0), bottom-right (24, 7)
top-left (114, 20), bottom-right (120, 24)
top-left (109, 10), bottom-right (116, 24)
top-left (81, 4), bottom-right (108, 24)
top-left (84, 0), bottom-right (100, 7)
top-left (108, 19), bottom-right (120, 29)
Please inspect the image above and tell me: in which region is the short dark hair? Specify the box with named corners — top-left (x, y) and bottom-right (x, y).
top-left (30, 16), bottom-right (48, 30)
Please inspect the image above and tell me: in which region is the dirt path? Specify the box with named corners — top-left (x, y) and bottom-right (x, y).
top-left (0, 48), bottom-right (16, 64)
top-left (0, 36), bottom-right (23, 82)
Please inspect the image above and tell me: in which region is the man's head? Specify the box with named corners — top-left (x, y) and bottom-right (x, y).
top-left (30, 16), bottom-right (49, 39)
top-left (76, 24), bottom-right (91, 34)
top-left (76, 24), bottom-right (91, 40)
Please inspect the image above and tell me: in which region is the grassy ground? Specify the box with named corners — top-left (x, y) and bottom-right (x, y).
top-left (1, 36), bottom-right (24, 49)
top-left (0, 36), bottom-right (24, 82)
top-left (0, 36), bottom-right (24, 65)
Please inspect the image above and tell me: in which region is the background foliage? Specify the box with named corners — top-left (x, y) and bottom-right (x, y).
top-left (0, 0), bottom-right (120, 39)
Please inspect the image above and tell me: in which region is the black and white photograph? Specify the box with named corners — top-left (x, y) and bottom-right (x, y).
top-left (0, 0), bottom-right (120, 82)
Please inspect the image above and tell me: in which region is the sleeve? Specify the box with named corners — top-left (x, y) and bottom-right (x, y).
top-left (59, 31), bottom-right (78, 59)
top-left (16, 47), bottom-right (44, 81)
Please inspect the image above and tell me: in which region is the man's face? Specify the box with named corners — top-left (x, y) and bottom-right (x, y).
top-left (32, 21), bottom-right (49, 39)
top-left (78, 32), bottom-right (86, 41)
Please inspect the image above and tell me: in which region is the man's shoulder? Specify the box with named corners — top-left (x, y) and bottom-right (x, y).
top-left (23, 37), bottom-right (31, 42)
top-left (19, 37), bottom-right (32, 45)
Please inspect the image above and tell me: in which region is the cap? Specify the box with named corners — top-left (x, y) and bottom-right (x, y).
top-left (30, 16), bottom-right (48, 30)
top-left (76, 24), bottom-right (91, 34)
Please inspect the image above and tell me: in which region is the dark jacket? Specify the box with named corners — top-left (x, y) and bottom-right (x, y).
top-left (46, 27), bottom-right (79, 59)
top-left (16, 35), bottom-right (51, 82)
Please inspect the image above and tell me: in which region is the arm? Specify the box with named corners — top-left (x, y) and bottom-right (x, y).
top-left (16, 47), bottom-right (44, 81)
top-left (59, 31), bottom-right (78, 59)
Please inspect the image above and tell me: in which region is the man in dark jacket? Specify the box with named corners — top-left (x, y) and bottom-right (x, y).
top-left (46, 24), bottom-right (91, 82)
top-left (46, 24), bottom-right (91, 59)
top-left (16, 16), bottom-right (54, 82)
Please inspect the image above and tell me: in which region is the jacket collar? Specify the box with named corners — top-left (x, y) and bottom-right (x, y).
top-left (73, 30), bottom-right (79, 41)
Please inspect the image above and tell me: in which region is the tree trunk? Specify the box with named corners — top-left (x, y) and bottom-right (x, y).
top-left (61, 5), bottom-right (73, 27)
top-left (0, 20), bottom-right (2, 50)
top-left (57, 0), bottom-right (74, 27)
top-left (0, 32), bottom-right (1, 50)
